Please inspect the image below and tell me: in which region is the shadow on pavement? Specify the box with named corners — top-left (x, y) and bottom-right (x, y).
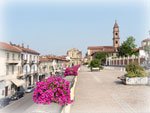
top-left (114, 81), bottom-right (125, 85)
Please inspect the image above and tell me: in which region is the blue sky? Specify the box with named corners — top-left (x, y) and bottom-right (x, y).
top-left (0, 0), bottom-right (150, 56)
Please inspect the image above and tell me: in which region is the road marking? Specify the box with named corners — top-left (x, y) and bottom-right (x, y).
top-left (93, 75), bottom-right (101, 83)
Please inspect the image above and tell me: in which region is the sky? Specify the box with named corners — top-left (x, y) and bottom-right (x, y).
top-left (0, 0), bottom-right (150, 57)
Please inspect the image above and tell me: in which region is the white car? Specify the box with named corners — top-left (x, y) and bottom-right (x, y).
top-left (25, 86), bottom-right (34, 93)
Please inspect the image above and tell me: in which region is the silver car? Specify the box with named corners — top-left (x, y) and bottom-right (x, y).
top-left (25, 86), bottom-right (34, 93)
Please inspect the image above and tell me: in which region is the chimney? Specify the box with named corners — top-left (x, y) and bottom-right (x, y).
top-left (22, 43), bottom-right (24, 48)
top-left (9, 41), bottom-right (13, 45)
top-left (27, 45), bottom-right (29, 49)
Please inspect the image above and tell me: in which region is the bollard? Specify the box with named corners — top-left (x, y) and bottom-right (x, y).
top-left (124, 68), bottom-right (126, 72)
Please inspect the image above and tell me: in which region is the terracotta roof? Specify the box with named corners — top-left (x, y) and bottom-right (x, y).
top-left (14, 45), bottom-right (40, 55)
top-left (42, 55), bottom-right (69, 61)
top-left (88, 46), bottom-right (115, 50)
top-left (133, 47), bottom-right (143, 50)
top-left (39, 56), bottom-right (52, 62)
top-left (0, 42), bottom-right (21, 52)
top-left (88, 46), bottom-right (116, 55)
top-left (142, 38), bottom-right (150, 42)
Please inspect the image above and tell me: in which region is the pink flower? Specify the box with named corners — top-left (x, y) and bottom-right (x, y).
top-left (33, 76), bottom-right (73, 106)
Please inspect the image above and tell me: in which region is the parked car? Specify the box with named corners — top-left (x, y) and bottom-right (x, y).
top-left (11, 91), bottom-right (24, 100)
top-left (0, 98), bottom-right (11, 108)
top-left (25, 86), bottom-right (34, 93)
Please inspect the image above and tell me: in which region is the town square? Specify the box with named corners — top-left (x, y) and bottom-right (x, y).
top-left (0, 0), bottom-right (150, 113)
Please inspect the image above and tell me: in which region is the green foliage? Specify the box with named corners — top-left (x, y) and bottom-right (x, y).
top-left (99, 65), bottom-right (104, 70)
top-left (125, 62), bottom-right (146, 78)
top-left (117, 36), bottom-right (138, 57)
top-left (89, 59), bottom-right (104, 70)
top-left (89, 59), bottom-right (100, 68)
top-left (83, 62), bottom-right (88, 65)
top-left (95, 52), bottom-right (108, 64)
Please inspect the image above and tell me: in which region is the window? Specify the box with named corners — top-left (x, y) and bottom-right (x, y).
top-left (2, 90), bottom-right (4, 96)
top-left (12, 65), bottom-right (14, 74)
top-left (5, 86), bottom-right (8, 96)
top-left (18, 66), bottom-right (20, 74)
top-left (21, 54), bottom-right (24, 60)
top-left (7, 53), bottom-right (9, 60)
top-left (6, 65), bottom-right (9, 75)
top-left (115, 33), bottom-right (118, 35)
top-left (116, 41), bottom-right (118, 44)
top-left (18, 54), bottom-right (20, 59)
top-left (30, 55), bottom-right (32, 60)
top-left (26, 66), bottom-right (28, 73)
top-left (12, 53), bottom-right (15, 60)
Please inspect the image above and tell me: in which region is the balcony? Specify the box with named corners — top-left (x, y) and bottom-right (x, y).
top-left (39, 71), bottom-right (47, 75)
top-left (22, 60), bottom-right (27, 64)
top-left (17, 73), bottom-right (24, 78)
top-left (6, 59), bottom-right (19, 65)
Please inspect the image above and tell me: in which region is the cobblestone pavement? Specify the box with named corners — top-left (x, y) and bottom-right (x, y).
top-left (71, 66), bottom-right (150, 113)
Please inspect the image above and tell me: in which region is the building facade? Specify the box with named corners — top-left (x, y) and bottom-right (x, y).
top-left (10, 43), bottom-right (40, 89)
top-left (0, 42), bottom-right (24, 99)
top-left (67, 48), bottom-right (82, 66)
top-left (39, 55), bottom-right (69, 78)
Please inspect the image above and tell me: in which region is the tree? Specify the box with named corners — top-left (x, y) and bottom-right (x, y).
top-left (117, 36), bottom-right (138, 57)
top-left (89, 59), bottom-right (100, 68)
top-left (88, 59), bottom-right (104, 71)
top-left (95, 52), bottom-right (108, 64)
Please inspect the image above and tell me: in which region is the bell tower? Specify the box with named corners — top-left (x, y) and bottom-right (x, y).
top-left (113, 20), bottom-right (120, 48)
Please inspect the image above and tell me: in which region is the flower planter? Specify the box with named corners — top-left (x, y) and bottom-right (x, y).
top-left (125, 77), bottom-right (148, 85)
top-left (91, 67), bottom-right (100, 71)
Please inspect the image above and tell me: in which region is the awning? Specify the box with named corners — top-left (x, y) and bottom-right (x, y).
top-left (11, 79), bottom-right (25, 87)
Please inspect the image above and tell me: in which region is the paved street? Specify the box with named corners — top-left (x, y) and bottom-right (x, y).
top-left (0, 93), bottom-right (34, 113)
top-left (0, 92), bottom-right (62, 113)
top-left (71, 66), bottom-right (150, 113)
top-left (1, 66), bottom-right (150, 113)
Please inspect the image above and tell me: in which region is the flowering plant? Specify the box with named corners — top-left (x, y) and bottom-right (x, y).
top-left (64, 65), bottom-right (80, 76)
top-left (33, 76), bottom-right (73, 106)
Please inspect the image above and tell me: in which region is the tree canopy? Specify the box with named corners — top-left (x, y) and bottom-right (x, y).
top-left (95, 52), bottom-right (108, 64)
top-left (89, 59), bottom-right (100, 68)
top-left (117, 36), bottom-right (138, 57)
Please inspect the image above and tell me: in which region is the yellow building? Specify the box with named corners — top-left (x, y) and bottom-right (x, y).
top-left (67, 48), bottom-right (82, 66)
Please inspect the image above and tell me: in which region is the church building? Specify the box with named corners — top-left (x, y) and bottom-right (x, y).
top-left (87, 21), bottom-right (120, 63)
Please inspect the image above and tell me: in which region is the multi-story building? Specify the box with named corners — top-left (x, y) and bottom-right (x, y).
top-left (0, 42), bottom-right (24, 99)
top-left (67, 48), bottom-right (82, 66)
top-left (39, 55), bottom-right (69, 79)
top-left (142, 38), bottom-right (150, 48)
top-left (10, 42), bottom-right (40, 89)
top-left (135, 38), bottom-right (150, 58)
top-left (39, 56), bottom-right (52, 81)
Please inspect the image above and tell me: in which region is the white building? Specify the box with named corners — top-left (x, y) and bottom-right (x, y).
top-left (138, 38), bottom-right (150, 58)
top-left (10, 43), bottom-right (40, 89)
top-left (0, 42), bottom-right (24, 99)
top-left (39, 55), bottom-right (69, 78)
